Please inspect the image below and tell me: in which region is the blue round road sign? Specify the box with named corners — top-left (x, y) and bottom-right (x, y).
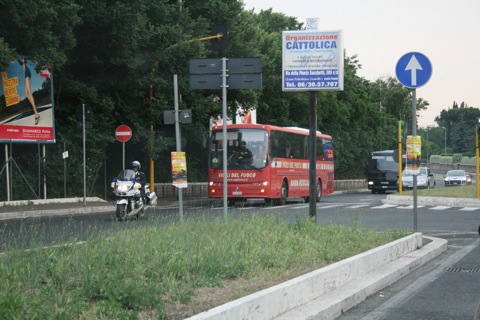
top-left (395, 52), bottom-right (432, 89)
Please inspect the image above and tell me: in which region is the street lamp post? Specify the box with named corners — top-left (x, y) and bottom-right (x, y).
top-left (443, 127), bottom-right (447, 156)
top-left (426, 126), bottom-right (429, 164)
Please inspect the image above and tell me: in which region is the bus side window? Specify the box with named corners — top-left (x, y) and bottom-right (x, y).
top-left (316, 138), bottom-right (325, 160)
top-left (270, 138), bottom-right (278, 158)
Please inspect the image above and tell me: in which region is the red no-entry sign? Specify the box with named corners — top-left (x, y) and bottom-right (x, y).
top-left (115, 125), bottom-right (132, 142)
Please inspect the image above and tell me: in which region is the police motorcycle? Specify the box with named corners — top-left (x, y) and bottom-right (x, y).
top-left (111, 169), bottom-right (157, 221)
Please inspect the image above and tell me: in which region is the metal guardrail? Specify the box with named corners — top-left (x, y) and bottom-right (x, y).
top-left (153, 180), bottom-right (367, 200)
top-left (427, 163), bottom-right (476, 175)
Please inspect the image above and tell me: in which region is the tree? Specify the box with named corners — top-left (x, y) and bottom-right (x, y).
top-left (0, 0), bottom-right (445, 199)
top-left (0, 0), bottom-right (80, 68)
top-left (435, 103), bottom-right (480, 155)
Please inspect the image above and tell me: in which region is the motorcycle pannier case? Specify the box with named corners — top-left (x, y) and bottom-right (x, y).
top-left (148, 192), bottom-right (158, 206)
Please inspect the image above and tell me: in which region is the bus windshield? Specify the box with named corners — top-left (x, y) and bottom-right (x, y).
top-left (209, 128), bottom-right (269, 170)
top-left (368, 154), bottom-right (398, 172)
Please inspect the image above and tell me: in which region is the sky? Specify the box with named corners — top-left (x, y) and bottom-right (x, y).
top-left (242, 0), bottom-right (480, 128)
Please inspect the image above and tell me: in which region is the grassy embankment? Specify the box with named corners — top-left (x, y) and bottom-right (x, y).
top-left (0, 214), bottom-right (409, 319)
top-left (403, 184), bottom-right (476, 198)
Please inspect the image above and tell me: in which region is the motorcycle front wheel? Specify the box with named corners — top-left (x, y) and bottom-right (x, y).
top-left (116, 204), bottom-right (127, 221)
top-left (137, 206), bottom-right (145, 219)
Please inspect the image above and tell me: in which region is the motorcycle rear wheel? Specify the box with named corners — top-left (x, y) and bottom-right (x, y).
top-left (116, 204), bottom-right (127, 221)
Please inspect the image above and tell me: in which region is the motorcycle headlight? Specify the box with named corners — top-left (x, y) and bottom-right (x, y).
top-left (116, 184), bottom-right (130, 192)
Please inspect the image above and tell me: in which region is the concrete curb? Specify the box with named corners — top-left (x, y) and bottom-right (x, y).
top-left (384, 195), bottom-right (480, 207)
top-left (0, 197), bottom-right (108, 206)
top-left (0, 205), bottom-right (115, 221)
top-left (187, 233), bottom-right (447, 320)
top-left (0, 197), bottom-right (113, 221)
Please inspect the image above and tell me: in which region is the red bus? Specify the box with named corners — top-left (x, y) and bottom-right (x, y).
top-left (208, 124), bottom-right (334, 206)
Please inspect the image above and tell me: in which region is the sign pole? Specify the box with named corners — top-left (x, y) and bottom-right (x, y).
top-left (64, 143), bottom-right (66, 198)
top-left (189, 57), bottom-right (261, 220)
top-left (476, 120), bottom-right (479, 198)
top-left (398, 120), bottom-right (403, 194)
top-left (396, 52), bottom-right (432, 233)
top-left (412, 89), bottom-right (418, 232)
top-left (308, 91), bottom-right (317, 222)
top-left (122, 142), bottom-right (125, 171)
top-left (82, 103), bottom-right (86, 207)
top-left (174, 74), bottom-right (184, 221)
top-left (222, 57), bottom-right (228, 221)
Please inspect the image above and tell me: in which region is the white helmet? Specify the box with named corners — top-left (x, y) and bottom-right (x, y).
top-left (131, 160), bottom-right (141, 170)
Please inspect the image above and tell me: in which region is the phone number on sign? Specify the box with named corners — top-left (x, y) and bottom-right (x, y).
top-left (285, 81), bottom-right (338, 88)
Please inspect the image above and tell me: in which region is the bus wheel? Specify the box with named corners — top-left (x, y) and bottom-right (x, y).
top-left (315, 180), bottom-right (322, 202)
top-left (279, 181), bottom-right (288, 205)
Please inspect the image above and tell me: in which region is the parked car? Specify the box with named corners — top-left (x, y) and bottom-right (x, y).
top-left (444, 169), bottom-right (468, 187)
top-left (401, 167), bottom-right (436, 189)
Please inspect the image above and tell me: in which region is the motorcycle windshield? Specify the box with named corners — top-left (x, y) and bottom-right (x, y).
top-left (117, 169), bottom-right (136, 181)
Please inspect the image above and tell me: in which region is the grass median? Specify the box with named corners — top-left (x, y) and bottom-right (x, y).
top-left (0, 214), bottom-right (409, 319)
top-left (403, 184), bottom-right (476, 198)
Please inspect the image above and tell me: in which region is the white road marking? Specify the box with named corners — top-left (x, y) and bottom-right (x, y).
top-left (371, 204), bottom-right (398, 209)
top-left (429, 206), bottom-right (451, 210)
top-left (459, 207), bottom-right (480, 211)
top-left (396, 205), bottom-right (425, 210)
top-left (346, 204), bottom-right (370, 209)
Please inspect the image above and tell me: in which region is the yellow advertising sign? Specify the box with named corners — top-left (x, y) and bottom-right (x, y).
top-left (171, 152), bottom-right (188, 188)
top-left (406, 135), bottom-right (422, 174)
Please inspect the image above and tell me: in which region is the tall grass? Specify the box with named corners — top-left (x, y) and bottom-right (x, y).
top-left (0, 215), bottom-right (409, 319)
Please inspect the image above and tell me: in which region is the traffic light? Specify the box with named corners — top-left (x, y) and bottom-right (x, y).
top-left (477, 118), bottom-right (480, 133)
top-left (210, 25), bottom-right (228, 51)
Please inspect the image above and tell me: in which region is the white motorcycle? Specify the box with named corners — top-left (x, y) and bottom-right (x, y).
top-left (111, 169), bottom-right (157, 221)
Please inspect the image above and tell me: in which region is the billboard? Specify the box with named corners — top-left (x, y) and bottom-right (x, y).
top-left (282, 30), bottom-right (344, 92)
top-left (0, 59), bottom-right (55, 143)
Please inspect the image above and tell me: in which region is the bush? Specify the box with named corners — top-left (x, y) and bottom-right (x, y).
top-left (452, 153), bottom-right (462, 164)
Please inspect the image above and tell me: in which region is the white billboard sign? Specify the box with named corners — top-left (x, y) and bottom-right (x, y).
top-left (282, 30), bottom-right (344, 92)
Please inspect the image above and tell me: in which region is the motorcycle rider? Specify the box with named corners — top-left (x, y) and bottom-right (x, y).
top-left (131, 160), bottom-right (147, 205)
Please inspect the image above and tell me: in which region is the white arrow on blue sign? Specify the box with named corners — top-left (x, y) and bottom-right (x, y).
top-left (395, 52), bottom-right (432, 89)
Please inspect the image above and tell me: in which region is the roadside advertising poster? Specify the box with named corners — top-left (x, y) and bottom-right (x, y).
top-left (282, 30), bottom-right (344, 92)
top-left (406, 135), bottom-right (422, 174)
top-left (209, 104), bottom-right (257, 129)
top-left (0, 59), bottom-right (55, 143)
top-left (171, 152), bottom-right (188, 188)
top-left (234, 105), bottom-right (256, 125)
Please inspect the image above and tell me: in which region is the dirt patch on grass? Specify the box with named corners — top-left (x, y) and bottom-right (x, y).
top-left (164, 267), bottom-right (316, 319)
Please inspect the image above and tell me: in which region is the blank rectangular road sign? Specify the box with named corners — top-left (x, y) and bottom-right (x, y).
top-left (228, 73), bottom-right (262, 89)
top-left (189, 74), bottom-right (222, 89)
top-left (228, 58), bottom-right (261, 74)
top-left (189, 59), bottom-right (222, 74)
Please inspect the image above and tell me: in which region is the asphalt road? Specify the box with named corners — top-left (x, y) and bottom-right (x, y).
top-left (2, 190), bottom-right (480, 319)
